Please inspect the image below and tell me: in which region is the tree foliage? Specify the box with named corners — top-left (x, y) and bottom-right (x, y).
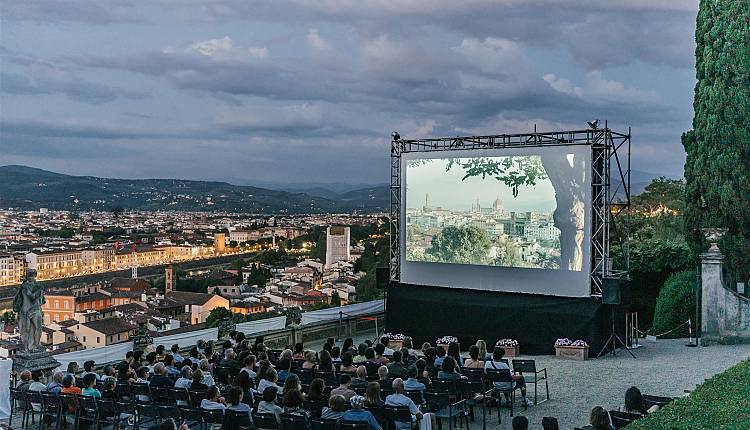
top-left (445, 156), bottom-right (547, 197)
top-left (683, 0), bottom-right (750, 282)
top-left (427, 225), bottom-right (492, 265)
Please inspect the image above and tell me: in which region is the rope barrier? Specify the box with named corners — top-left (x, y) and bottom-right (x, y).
top-left (637, 319), bottom-right (691, 338)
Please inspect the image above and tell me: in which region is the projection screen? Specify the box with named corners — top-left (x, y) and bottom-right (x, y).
top-left (400, 145), bottom-right (592, 297)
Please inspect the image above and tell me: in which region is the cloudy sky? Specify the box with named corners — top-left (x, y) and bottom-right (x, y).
top-left (1, 0), bottom-right (697, 186)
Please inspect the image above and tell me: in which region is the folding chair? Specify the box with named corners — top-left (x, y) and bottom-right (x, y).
top-left (252, 412), bottom-right (280, 430)
top-left (189, 391), bottom-right (208, 409)
top-left (131, 383), bottom-right (152, 404)
top-left (223, 410), bottom-right (253, 430)
top-left (26, 391), bottom-right (46, 430)
top-left (423, 391), bottom-right (467, 430)
top-left (150, 387), bottom-right (170, 405)
top-left (157, 405), bottom-right (182, 424)
top-left (279, 414), bottom-right (307, 430)
top-left (41, 391), bottom-right (62, 430)
top-left (77, 396), bottom-right (100, 430)
top-left (310, 417), bottom-right (337, 430)
top-left (484, 369), bottom-right (517, 421)
top-left (135, 403), bottom-right (160, 430)
top-left (383, 405), bottom-right (416, 430)
top-left (511, 359), bottom-right (549, 404)
top-left (303, 400), bottom-right (325, 418)
top-left (96, 398), bottom-right (124, 430)
top-left (315, 371), bottom-right (337, 387)
top-left (203, 409), bottom-right (225, 430)
top-left (59, 394), bottom-right (81, 430)
top-left (298, 369), bottom-right (315, 385)
top-left (339, 421), bottom-right (369, 430)
top-left (609, 411), bottom-right (641, 429)
top-left (9, 387), bottom-right (30, 430)
top-left (179, 407), bottom-right (204, 430)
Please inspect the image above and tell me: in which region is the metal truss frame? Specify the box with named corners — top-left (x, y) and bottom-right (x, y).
top-left (389, 122), bottom-right (631, 295)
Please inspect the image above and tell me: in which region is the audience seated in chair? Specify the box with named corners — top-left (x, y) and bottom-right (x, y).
top-left (484, 347), bottom-right (532, 407)
top-left (321, 394), bottom-right (347, 420)
top-left (342, 395), bottom-right (382, 430)
top-left (620, 386), bottom-right (659, 415)
top-left (387, 351), bottom-right (408, 379)
top-left (464, 346), bottom-right (484, 369)
top-left (588, 406), bottom-right (615, 430)
top-left (330, 374), bottom-right (356, 400)
top-left (201, 386), bottom-right (227, 411)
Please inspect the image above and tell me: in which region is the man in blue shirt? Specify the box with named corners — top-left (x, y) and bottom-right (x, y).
top-left (341, 395), bottom-right (382, 430)
top-left (385, 378), bottom-right (423, 430)
top-left (403, 367), bottom-right (426, 403)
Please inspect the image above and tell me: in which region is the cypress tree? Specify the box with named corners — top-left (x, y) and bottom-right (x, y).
top-left (683, 0), bottom-right (750, 280)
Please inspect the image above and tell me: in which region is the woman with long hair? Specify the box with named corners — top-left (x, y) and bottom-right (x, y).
top-left (589, 406), bottom-right (615, 430)
top-left (476, 340), bottom-right (490, 361)
top-left (364, 381), bottom-right (383, 408)
top-left (463, 345), bottom-right (484, 369)
top-left (307, 378), bottom-right (326, 402)
top-left (447, 342), bottom-right (463, 367)
top-left (302, 350), bottom-right (317, 369)
top-left (319, 350), bottom-right (335, 371)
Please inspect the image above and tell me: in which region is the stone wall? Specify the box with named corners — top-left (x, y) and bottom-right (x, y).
top-left (701, 250), bottom-right (750, 345)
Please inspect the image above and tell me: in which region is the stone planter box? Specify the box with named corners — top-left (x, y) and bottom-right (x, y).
top-left (437, 344), bottom-right (450, 353)
top-left (499, 345), bottom-right (519, 357)
top-left (555, 345), bottom-right (589, 361)
top-left (388, 340), bottom-right (403, 350)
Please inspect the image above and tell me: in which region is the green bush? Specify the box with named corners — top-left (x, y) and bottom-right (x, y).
top-left (650, 270), bottom-right (697, 338)
top-left (628, 359), bottom-right (750, 430)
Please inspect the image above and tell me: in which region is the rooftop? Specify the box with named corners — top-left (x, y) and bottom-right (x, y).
top-left (82, 317), bottom-right (135, 335)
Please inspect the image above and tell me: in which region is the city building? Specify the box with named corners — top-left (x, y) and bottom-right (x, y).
top-left (325, 226), bottom-right (350, 269)
top-left (73, 318), bottom-right (134, 349)
top-left (165, 291), bottom-right (229, 324)
top-left (0, 254), bottom-right (22, 285)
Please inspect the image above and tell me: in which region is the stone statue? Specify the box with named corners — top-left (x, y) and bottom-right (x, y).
top-left (13, 269), bottom-right (45, 353)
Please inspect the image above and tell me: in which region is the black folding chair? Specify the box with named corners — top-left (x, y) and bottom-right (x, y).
top-left (179, 407), bottom-right (204, 430)
top-left (131, 383), bottom-right (153, 404)
top-left (203, 409), bottom-right (225, 430)
top-left (303, 400), bottom-right (325, 418)
top-left (423, 391), bottom-right (467, 430)
top-left (223, 409), bottom-right (253, 430)
top-left (460, 369), bottom-right (484, 383)
top-left (189, 391), bottom-right (208, 408)
top-left (511, 359), bottom-right (549, 404)
top-left (158, 405), bottom-right (183, 423)
top-left (459, 380), bottom-right (486, 425)
top-left (135, 403), bottom-right (160, 430)
top-left (298, 369), bottom-right (315, 385)
top-left (403, 390), bottom-right (424, 406)
top-left (41, 391), bottom-right (63, 430)
top-left (252, 412), bottom-right (280, 430)
top-left (383, 405), bottom-right (416, 430)
top-left (279, 413), bottom-right (307, 430)
top-left (115, 383), bottom-right (132, 401)
top-left (609, 411), bottom-right (641, 429)
top-left (339, 421), bottom-right (369, 430)
top-left (643, 394), bottom-right (674, 410)
top-left (96, 398), bottom-right (123, 430)
top-left (150, 387), bottom-right (170, 405)
top-left (26, 391), bottom-right (46, 430)
top-left (316, 371), bottom-right (337, 387)
top-left (310, 417), bottom-right (337, 430)
top-left (169, 388), bottom-right (192, 406)
top-left (484, 369), bottom-right (517, 420)
top-left (78, 396), bottom-right (100, 429)
top-left (59, 394), bottom-right (81, 430)
top-left (9, 387), bottom-right (30, 430)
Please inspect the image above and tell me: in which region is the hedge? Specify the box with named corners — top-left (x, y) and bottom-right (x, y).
top-left (628, 358), bottom-right (750, 429)
top-left (650, 270), bottom-right (698, 338)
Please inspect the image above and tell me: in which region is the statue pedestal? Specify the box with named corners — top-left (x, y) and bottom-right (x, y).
top-left (13, 350), bottom-right (61, 374)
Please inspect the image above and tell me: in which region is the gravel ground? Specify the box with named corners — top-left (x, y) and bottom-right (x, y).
top-left (473, 339), bottom-right (750, 430)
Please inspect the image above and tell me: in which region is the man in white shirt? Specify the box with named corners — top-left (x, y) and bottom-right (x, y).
top-left (200, 386), bottom-right (227, 411)
top-left (484, 347), bottom-right (532, 407)
top-left (175, 366), bottom-right (193, 390)
top-left (380, 337), bottom-right (395, 356)
top-left (385, 378), bottom-right (423, 430)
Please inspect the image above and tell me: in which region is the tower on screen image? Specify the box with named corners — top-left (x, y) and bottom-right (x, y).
top-left (325, 226), bottom-right (351, 269)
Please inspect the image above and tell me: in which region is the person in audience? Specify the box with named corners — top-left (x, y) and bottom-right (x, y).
top-left (302, 350), bottom-right (318, 369)
top-left (61, 374), bottom-right (81, 395)
top-left (330, 346), bottom-right (342, 364)
top-left (240, 355), bottom-right (257, 380)
top-left (386, 350), bottom-right (407, 379)
top-left (414, 359), bottom-right (431, 383)
top-left (101, 377), bottom-right (117, 400)
top-left (589, 406), bottom-right (615, 430)
top-left (117, 361), bottom-right (135, 383)
top-left (433, 346), bottom-right (447, 367)
top-left (373, 344), bottom-right (388, 364)
top-left (377, 366), bottom-right (390, 387)
top-left (319, 350), bottom-right (335, 371)
top-left (353, 344), bottom-right (368, 364)
top-left (339, 352), bottom-right (357, 374)
top-left (420, 342), bottom-right (431, 356)
top-left (131, 350), bottom-right (144, 370)
top-left (364, 382), bottom-right (384, 408)
top-left (257, 360), bottom-right (272, 381)
top-left (133, 367), bottom-right (151, 402)
top-left (350, 366), bottom-right (369, 390)
top-left (236, 374), bottom-right (253, 405)
top-left (190, 369), bottom-right (208, 391)
top-left (171, 344), bottom-right (184, 366)
top-left (145, 352), bottom-right (158, 374)
top-left (380, 336), bottom-right (395, 356)
top-left (512, 416), bottom-right (528, 430)
top-left (329, 374), bottom-right (356, 400)
top-left (102, 364), bottom-right (116, 379)
top-left (28, 371), bottom-right (47, 392)
top-left (400, 348), bottom-right (412, 366)
top-left (447, 342), bottom-right (463, 367)
top-left (65, 362), bottom-right (79, 380)
top-left (403, 367), bottom-right (425, 402)
top-left (188, 347), bottom-right (201, 366)
top-left (280, 348), bottom-right (293, 362)
top-left (151, 363), bottom-right (175, 388)
top-left (81, 360), bottom-right (100, 381)
top-left (464, 346), bottom-right (484, 369)
top-left (257, 368), bottom-right (283, 394)
top-left (401, 337), bottom-right (415, 355)
top-left (321, 394), bottom-right (347, 420)
top-left (201, 386), bottom-right (227, 411)
top-left (16, 370), bottom-right (32, 390)
top-left (384, 379), bottom-right (423, 430)
top-left (81, 373), bottom-right (101, 397)
top-left (283, 373), bottom-right (303, 395)
top-left (363, 347), bottom-right (378, 366)
top-left (307, 378), bottom-right (326, 403)
top-left (163, 354), bottom-right (180, 377)
top-left (342, 395), bottom-right (382, 430)
top-left (342, 338), bottom-right (355, 355)
top-left (257, 386), bottom-right (283, 423)
top-left (484, 347), bottom-right (532, 407)
top-left (283, 389), bottom-right (309, 419)
top-left (475, 340), bottom-right (490, 361)
top-left (324, 338), bottom-right (335, 352)
top-left (47, 371), bottom-right (64, 394)
top-left (156, 344), bottom-right (166, 359)
top-left (437, 356), bottom-right (462, 380)
top-left (226, 386), bottom-right (253, 418)
top-left (175, 366), bottom-right (193, 390)
top-left (220, 349), bottom-right (241, 374)
top-left (621, 386), bottom-right (659, 415)
top-left (277, 358), bottom-right (292, 383)
top-left (292, 343), bottom-right (305, 360)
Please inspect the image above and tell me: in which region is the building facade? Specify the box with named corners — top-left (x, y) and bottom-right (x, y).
top-left (325, 226), bottom-right (350, 269)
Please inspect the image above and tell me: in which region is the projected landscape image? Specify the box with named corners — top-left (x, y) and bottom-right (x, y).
top-left (406, 154), bottom-right (586, 271)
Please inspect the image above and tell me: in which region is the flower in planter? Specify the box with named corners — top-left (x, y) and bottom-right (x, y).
top-left (495, 339), bottom-right (519, 347)
top-left (436, 336), bottom-right (458, 345)
top-left (384, 333), bottom-right (406, 341)
top-left (555, 338), bottom-right (589, 347)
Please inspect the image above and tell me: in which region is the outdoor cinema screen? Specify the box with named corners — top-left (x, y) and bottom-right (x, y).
top-left (400, 145), bottom-right (592, 297)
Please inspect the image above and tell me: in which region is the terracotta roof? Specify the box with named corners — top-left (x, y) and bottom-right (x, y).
top-left (58, 319), bottom-right (79, 327)
top-left (165, 291), bottom-right (217, 306)
top-left (153, 322), bottom-right (208, 337)
top-left (82, 317), bottom-right (135, 335)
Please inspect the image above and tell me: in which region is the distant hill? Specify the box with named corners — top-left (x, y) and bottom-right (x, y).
top-left (0, 165), bottom-right (388, 214)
